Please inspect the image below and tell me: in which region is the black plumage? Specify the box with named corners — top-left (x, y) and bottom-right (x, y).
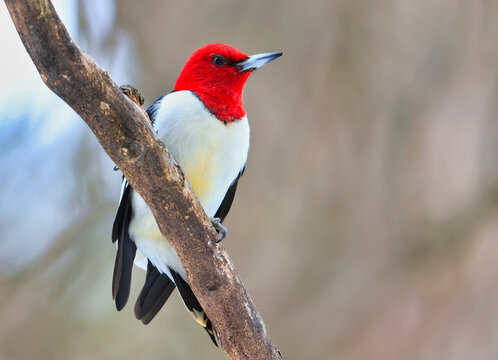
top-left (111, 181), bottom-right (137, 310)
top-left (214, 168), bottom-right (244, 222)
top-left (145, 93), bottom-right (168, 124)
top-left (170, 269), bottom-right (218, 346)
top-left (135, 260), bottom-right (176, 324)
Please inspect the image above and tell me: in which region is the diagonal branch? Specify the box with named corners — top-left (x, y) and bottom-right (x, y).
top-left (4, 1), bottom-right (280, 359)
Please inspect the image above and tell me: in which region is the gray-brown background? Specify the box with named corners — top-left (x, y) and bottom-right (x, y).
top-left (1, 0), bottom-right (497, 359)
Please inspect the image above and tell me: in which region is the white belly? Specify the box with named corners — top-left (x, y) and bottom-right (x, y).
top-left (128, 91), bottom-right (249, 278)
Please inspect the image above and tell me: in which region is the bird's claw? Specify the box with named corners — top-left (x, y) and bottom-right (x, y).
top-left (119, 84), bottom-right (145, 106)
top-left (210, 217), bottom-right (227, 242)
top-left (119, 84), bottom-right (152, 124)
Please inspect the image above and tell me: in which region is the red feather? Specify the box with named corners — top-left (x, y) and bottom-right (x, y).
top-left (174, 44), bottom-right (251, 122)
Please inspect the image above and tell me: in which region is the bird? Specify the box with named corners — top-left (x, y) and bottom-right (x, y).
top-left (111, 43), bottom-right (281, 346)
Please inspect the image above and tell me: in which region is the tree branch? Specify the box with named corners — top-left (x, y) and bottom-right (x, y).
top-left (4, 1), bottom-right (280, 359)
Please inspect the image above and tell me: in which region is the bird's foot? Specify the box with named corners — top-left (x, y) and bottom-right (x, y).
top-left (119, 84), bottom-right (152, 124)
top-left (120, 84), bottom-right (145, 106)
top-left (210, 217), bottom-right (227, 243)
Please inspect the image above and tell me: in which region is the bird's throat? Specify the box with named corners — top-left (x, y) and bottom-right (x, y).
top-left (195, 90), bottom-right (246, 123)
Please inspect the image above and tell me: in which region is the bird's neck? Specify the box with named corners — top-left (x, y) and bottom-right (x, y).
top-left (194, 89), bottom-right (246, 123)
top-left (175, 73), bottom-right (250, 123)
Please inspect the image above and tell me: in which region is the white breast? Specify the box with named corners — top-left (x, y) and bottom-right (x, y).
top-left (154, 91), bottom-right (250, 215)
top-left (128, 90), bottom-right (249, 277)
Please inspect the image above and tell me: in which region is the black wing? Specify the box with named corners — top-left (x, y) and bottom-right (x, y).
top-left (111, 180), bottom-right (137, 310)
top-left (112, 180), bottom-right (131, 243)
top-left (214, 167), bottom-right (245, 222)
top-left (110, 92), bottom-right (168, 312)
top-left (146, 93), bottom-right (169, 125)
top-left (110, 93), bottom-right (179, 319)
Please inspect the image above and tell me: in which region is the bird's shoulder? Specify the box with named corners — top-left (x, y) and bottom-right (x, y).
top-left (146, 90), bottom-right (208, 125)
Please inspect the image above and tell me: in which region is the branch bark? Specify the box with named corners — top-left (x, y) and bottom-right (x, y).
top-left (4, 1), bottom-right (280, 359)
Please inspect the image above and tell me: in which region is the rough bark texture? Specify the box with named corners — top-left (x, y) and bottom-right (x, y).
top-left (4, 1), bottom-right (280, 359)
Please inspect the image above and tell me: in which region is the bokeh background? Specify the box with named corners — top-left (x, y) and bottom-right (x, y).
top-left (1, 0), bottom-right (497, 359)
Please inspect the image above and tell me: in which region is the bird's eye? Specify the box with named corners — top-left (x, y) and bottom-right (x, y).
top-left (212, 54), bottom-right (227, 66)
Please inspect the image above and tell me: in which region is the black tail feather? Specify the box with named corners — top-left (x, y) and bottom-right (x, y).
top-left (204, 319), bottom-right (217, 346)
top-left (170, 269), bottom-right (218, 346)
top-left (112, 233), bottom-right (136, 311)
top-left (111, 180), bottom-right (217, 345)
top-left (135, 260), bottom-right (176, 324)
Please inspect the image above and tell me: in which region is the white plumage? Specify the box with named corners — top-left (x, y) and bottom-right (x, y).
top-left (128, 90), bottom-right (250, 280)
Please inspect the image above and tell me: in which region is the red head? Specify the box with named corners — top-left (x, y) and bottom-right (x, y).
top-left (175, 43), bottom-right (282, 123)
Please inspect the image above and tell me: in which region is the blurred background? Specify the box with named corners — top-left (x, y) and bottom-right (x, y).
top-left (1, 0), bottom-right (497, 359)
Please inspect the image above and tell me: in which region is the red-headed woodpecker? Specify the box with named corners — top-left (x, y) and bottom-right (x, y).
top-left (111, 43), bottom-right (281, 345)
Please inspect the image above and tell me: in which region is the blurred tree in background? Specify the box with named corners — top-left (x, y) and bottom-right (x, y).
top-left (1, 0), bottom-right (497, 359)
